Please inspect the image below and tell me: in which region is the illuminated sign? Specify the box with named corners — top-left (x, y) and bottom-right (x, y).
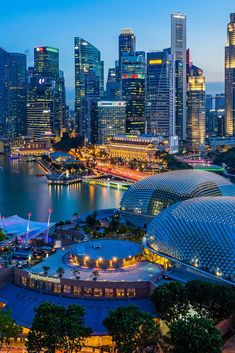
top-left (149, 59), bottom-right (162, 65)
top-left (29, 273), bottom-right (60, 283)
top-left (39, 78), bottom-right (45, 84)
top-left (122, 74), bottom-right (145, 79)
top-left (98, 101), bottom-right (126, 107)
top-left (36, 47), bottom-right (44, 53)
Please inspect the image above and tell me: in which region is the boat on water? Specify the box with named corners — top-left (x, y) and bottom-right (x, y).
top-left (47, 171), bottom-right (82, 185)
top-left (9, 154), bottom-right (20, 160)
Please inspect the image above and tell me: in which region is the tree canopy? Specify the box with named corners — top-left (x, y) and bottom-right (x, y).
top-left (26, 302), bottom-right (91, 353)
top-left (169, 316), bottom-right (222, 353)
top-left (0, 310), bottom-right (22, 351)
top-left (103, 305), bottom-right (160, 353)
top-left (151, 280), bottom-right (235, 325)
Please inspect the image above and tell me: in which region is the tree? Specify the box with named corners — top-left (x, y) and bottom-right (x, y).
top-left (42, 266), bottom-right (50, 275)
top-left (103, 305), bottom-right (160, 353)
top-left (185, 280), bottom-right (235, 324)
top-left (72, 268), bottom-right (80, 279)
top-left (151, 281), bottom-right (188, 324)
top-left (56, 266), bottom-right (65, 277)
top-left (169, 317), bottom-right (222, 353)
top-left (0, 310), bottom-right (22, 351)
top-left (27, 302), bottom-right (65, 353)
top-left (0, 229), bottom-right (6, 242)
top-left (27, 303), bottom-right (92, 353)
top-left (62, 305), bottom-right (92, 353)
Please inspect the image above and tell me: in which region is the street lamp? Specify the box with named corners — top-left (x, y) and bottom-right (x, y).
top-left (45, 208), bottom-right (52, 244)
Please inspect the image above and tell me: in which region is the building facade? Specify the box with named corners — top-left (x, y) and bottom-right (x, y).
top-left (121, 51), bottom-right (146, 134)
top-left (171, 13), bottom-right (187, 142)
top-left (0, 49), bottom-right (27, 138)
top-left (146, 51), bottom-right (175, 138)
top-left (74, 37), bottom-right (104, 139)
top-left (187, 66), bottom-right (206, 152)
top-left (27, 47), bottom-right (63, 138)
top-left (225, 13), bottom-right (235, 136)
top-left (97, 101), bottom-right (126, 144)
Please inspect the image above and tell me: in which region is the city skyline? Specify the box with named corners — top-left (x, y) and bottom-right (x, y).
top-left (0, 0), bottom-right (234, 92)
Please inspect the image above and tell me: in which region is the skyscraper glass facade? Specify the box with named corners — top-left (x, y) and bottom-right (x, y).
top-left (225, 13), bottom-right (235, 136)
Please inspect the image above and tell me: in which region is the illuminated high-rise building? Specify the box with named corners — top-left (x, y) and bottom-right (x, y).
top-left (0, 49), bottom-right (27, 138)
top-left (106, 67), bottom-right (121, 101)
top-left (171, 13), bottom-right (187, 142)
top-left (225, 13), bottom-right (235, 136)
top-left (119, 29), bottom-right (136, 60)
top-left (97, 101), bottom-right (126, 144)
top-left (146, 50), bottom-right (175, 137)
top-left (187, 65), bottom-right (206, 152)
top-left (74, 37), bottom-right (104, 138)
top-left (27, 46), bottom-right (63, 138)
top-left (121, 51), bottom-right (145, 134)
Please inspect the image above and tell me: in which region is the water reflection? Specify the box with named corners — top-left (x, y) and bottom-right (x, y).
top-left (0, 156), bottom-right (123, 222)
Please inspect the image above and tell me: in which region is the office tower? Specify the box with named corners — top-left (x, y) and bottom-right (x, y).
top-left (225, 13), bottom-right (235, 136)
top-left (187, 66), bottom-right (206, 152)
top-left (171, 13), bottom-right (187, 142)
top-left (74, 37), bottom-right (104, 138)
top-left (119, 29), bottom-right (136, 59)
top-left (121, 51), bottom-right (146, 134)
top-left (97, 101), bottom-right (126, 144)
top-left (58, 70), bottom-right (67, 129)
top-left (206, 94), bottom-right (225, 137)
top-left (8, 53), bottom-right (27, 137)
top-left (0, 48), bottom-right (27, 138)
top-left (27, 46), bottom-right (62, 138)
top-left (146, 51), bottom-right (175, 137)
top-left (34, 46), bottom-right (59, 80)
top-left (106, 68), bottom-right (121, 101)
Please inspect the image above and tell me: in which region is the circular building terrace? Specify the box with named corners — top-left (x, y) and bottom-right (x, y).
top-left (120, 170), bottom-right (235, 227)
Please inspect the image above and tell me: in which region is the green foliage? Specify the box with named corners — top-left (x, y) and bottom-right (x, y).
top-left (151, 282), bottom-right (188, 324)
top-left (53, 132), bottom-right (84, 152)
top-left (151, 280), bottom-right (235, 325)
top-left (214, 147), bottom-right (235, 166)
top-left (42, 266), bottom-right (50, 275)
top-left (85, 211), bottom-right (98, 227)
top-left (56, 267), bottom-right (65, 277)
top-left (0, 310), bottom-right (22, 350)
top-left (0, 230), bottom-right (6, 242)
top-left (26, 302), bottom-right (91, 353)
top-left (169, 316), bottom-right (222, 353)
top-left (103, 305), bottom-right (160, 353)
top-left (185, 280), bottom-right (235, 324)
top-left (163, 154), bottom-right (193, 170)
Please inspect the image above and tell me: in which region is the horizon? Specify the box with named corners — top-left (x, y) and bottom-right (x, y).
top-left (0, 0), bottom-right (233, 96)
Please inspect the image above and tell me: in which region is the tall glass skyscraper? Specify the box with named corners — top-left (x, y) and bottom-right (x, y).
top-left (171, 13), bottom-right (187, 142)
top-left (187, 65), bottom-right (206, 152)
top-left (74, 37), bottom-right (104, 138)
top-left (121, 51), bottom-right (145, 134)
top-left (146, 51), bottom-right (175, 138)
top-left (0, 48), bottom-right (27, 138)
top-left (27, 47), bottom-right (62, 138)
top-left (225, 13), bottom-right (235, 136)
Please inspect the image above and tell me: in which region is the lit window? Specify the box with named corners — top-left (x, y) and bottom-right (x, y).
top-left (84, 287), bottom-right (92, 296)
top-left (105, 288), bottom-right (114, 297)
top-left (54, 284), bottom-right (61, 293)
top-left (21, 276), bottom-right (27, 285)
top-left (127, 288), bottom-right (136, 297)
top-left (116, 289), bottom-right (125, 297)
top-left (94, 288), bottom-right (103, 297)
top-left (63, 285), bottom-right (71, 294)
top-left (73, 286), bottom-right (81, 295)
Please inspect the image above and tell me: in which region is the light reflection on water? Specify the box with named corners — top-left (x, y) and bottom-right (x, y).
top-left (0, 156), bottom-right (123, 222)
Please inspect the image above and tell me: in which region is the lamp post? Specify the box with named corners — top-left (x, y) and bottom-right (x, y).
top-left (26, 212), bottom-right (32, 244)
top-left (45, 208), bottom-right (52, 244)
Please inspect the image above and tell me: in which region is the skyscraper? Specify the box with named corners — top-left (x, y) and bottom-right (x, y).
top-left (97, 101), bottom-right (126, 144)
top-left (74, 37), bottom-right (104, 138)
top-left (146, 50), bottom-right (175, 137)
top-left (187, 65), bottom-right (206, 152)
top-left (225, 13), bottom-right (235, 136)
top-left (27, 46), bottom-right (62, 138)
top-left (121, 51), bottom-right (146, 134)
top-left (106, 67), bottom-right (121, 101)
top-left (0, 48), bottom-right (27, 138)
top-left (171, 13), bottom-right (187, 142)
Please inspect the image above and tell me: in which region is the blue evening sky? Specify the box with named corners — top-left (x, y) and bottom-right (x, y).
top-left (0, 0), bottom-right (234, 92)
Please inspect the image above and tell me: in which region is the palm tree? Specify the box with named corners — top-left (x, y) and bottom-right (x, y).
top-left (42, 266), bottom-right (50, 275)
top-left (56, 267), bottom-right (65, 278)
top-left (72, 268), bottom-right (80, 279)
top-left (90, 270), bottom-right (100, 281)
